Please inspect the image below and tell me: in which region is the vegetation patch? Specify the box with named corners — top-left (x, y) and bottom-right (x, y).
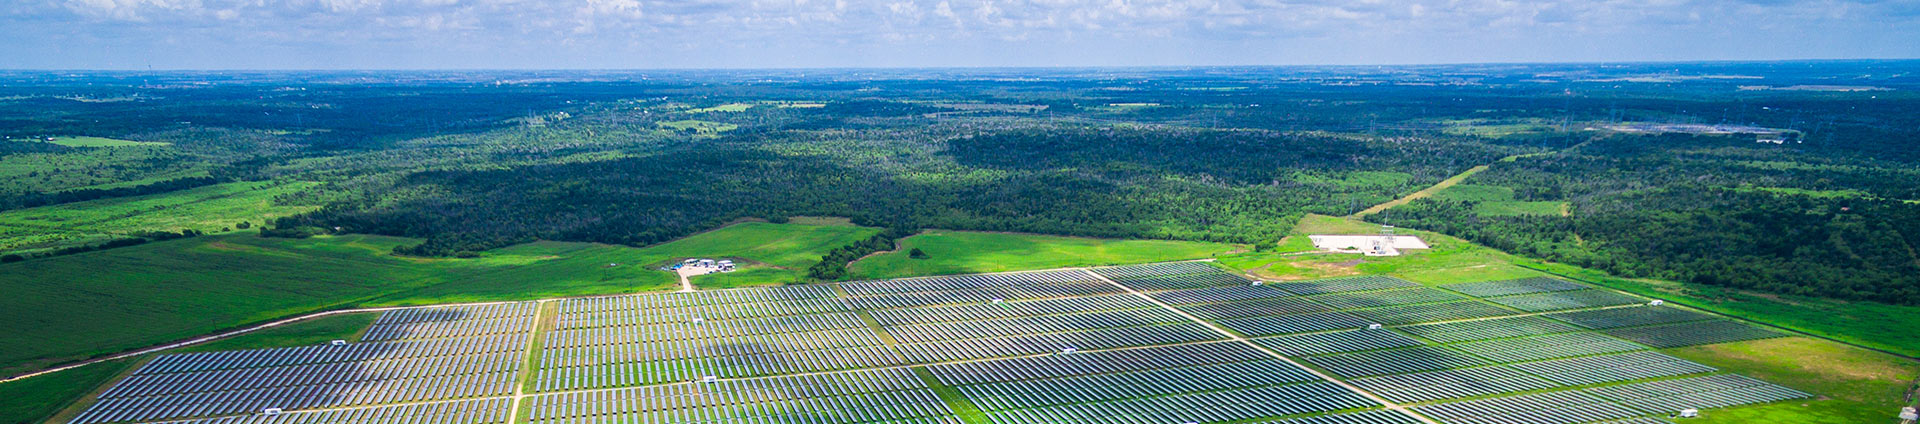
top-left (0, 181), bottom-right (321, 256)
top-left (686, 103), bottom-right (756, 113)
top-left (35, 136), bottom-right (170, 148)
top-left (1666, 337), bottom-right (1920, 423)
top-left (848, 230), bottom-right (1242, 279)
top-left (176, 313), bottom-right (379, 353)
top-left (0, 357), bottom-right (138, 424)
top-left (656, 119), bottom-right (737, 134)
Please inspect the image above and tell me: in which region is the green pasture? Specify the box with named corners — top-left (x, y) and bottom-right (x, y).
top-left (1669, 337), bottom-right (1920, 424)
top-left (848, 230), bottom-right (1243, 279)
top-left (0, 181), bottom-right (322, 256)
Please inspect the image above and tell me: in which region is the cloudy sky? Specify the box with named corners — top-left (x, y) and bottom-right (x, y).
top-left (3, 0), bottom-right (1917, 69)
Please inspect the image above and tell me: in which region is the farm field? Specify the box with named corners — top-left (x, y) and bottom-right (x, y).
top-left (848, 230), bottom-right (1244, 279)
top-left (0, 220), bottom-right (876, 378)
top-left (23, 258), bottom-right (1889, 424)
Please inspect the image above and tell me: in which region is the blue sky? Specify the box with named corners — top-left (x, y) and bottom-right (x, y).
top-left (4, 0), bottom-right (1917, 69)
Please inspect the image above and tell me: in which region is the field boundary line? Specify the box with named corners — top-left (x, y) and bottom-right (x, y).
top-left (1083, 269), bottom-right (1442, 424)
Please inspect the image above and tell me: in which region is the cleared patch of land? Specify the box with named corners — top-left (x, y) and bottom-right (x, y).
top-left (0, 181), bottom-right (322, 256)
top-left (656, 119), bottom-right (738, 134)
top-left (847, 230), bottom-right (1243, 279)
top-left (1666, 337), bottom-right (1920, 423)
top-left (36, 136), bottom-right (170, 148)
top-left (686, 103), bottom-right (756, 113)
top-left (1224, 214), bottom-right (1518, 281)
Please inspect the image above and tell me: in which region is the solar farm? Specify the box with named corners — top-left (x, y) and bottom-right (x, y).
top-left (64, 262), bottom-right (1809, 424)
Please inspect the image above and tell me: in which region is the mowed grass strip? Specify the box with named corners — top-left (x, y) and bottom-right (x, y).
top-left (848, 230), bottom-right (1243, 279)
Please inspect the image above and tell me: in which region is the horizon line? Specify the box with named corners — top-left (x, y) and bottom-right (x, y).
top-left (4, 58), bottom-right (1919, 73)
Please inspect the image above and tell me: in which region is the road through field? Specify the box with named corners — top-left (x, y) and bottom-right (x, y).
top-left (1351, 152), bottom-right (1557, 218)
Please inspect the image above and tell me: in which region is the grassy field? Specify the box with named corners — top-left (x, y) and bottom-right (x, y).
top-left (1438, 118), bottom-right (1563, 138)
top-left (650, 219), bottom-right (877, 289)
top-left (1222, 215), bottom-right (1521, 281)
top-left (1667, 337), bottom-right (1920, 423)
top-left (686, 103), bottom-right (755, 113)
top-left (848, 230), bottom-right (1243, 279)
top-left (0, 181), bottom-right (322, 256)
top-left (0, 219), bottom-right (876, 377)
top-left (1425, 184), bottom-right (1566, 216)
top-left (40, 136), bottom-right (169, 147)
top-left (176, 313), bottom-right (378, 353)
top-left (0, 357), bottom-right (137, 424)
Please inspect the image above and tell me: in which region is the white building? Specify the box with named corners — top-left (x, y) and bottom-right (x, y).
top-left (1308, 234), bottom-right (1430, 256)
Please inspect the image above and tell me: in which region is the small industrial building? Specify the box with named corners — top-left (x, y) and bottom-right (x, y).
top-left (1309, 234), bottom-right (1430, 256)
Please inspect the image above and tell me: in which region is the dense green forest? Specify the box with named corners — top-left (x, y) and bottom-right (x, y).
top-left (1372, 133), bottom-right (1920, 301)
top-left (1, 63), bottom-right (1916, 303)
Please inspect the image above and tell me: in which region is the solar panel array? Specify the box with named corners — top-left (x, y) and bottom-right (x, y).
top-left (1603, 320), bottom-right (1786, 348)
top-left (1414, 374), bottom-right (1810, 423)
top-left (1439, 277), bottom-right (1589, 298)
top-left (140, 399), bottom-right (514, 424)
top-left (69, 264), bottom-right (1815, 424)
top-left (78, 334), bottom-right (528, 424)
top-left (1091, 262), bottom-right (1251, 291)
top-left (527, 368), bottom-right (957, 424)
top-left (1546, 306), bottom-right (1716, 329)
top-left (362, 302), bottom-right (538, 342)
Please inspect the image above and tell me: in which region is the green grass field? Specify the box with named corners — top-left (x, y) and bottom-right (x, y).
top-left (38, 137), bottom-right (169, 147)
top-left (1667, 337), bottom-right (1920, 423)
top-left (1427, 184), bottom-right (1566, 216)
top-left (686, 103), bottom-right (755, 113)
top-left (176, 313), bottom-right (378, 353)
top-left (848, 230), bottom-right (1243, 279)
top-left (0, 219), bottom-right (876, 377)
top-left (0, 181), bottom-right (321, 256)
top-left (1221, 214), bottom-right (1522, 281)
top-left (0, 357), bottom-right (137, 424)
